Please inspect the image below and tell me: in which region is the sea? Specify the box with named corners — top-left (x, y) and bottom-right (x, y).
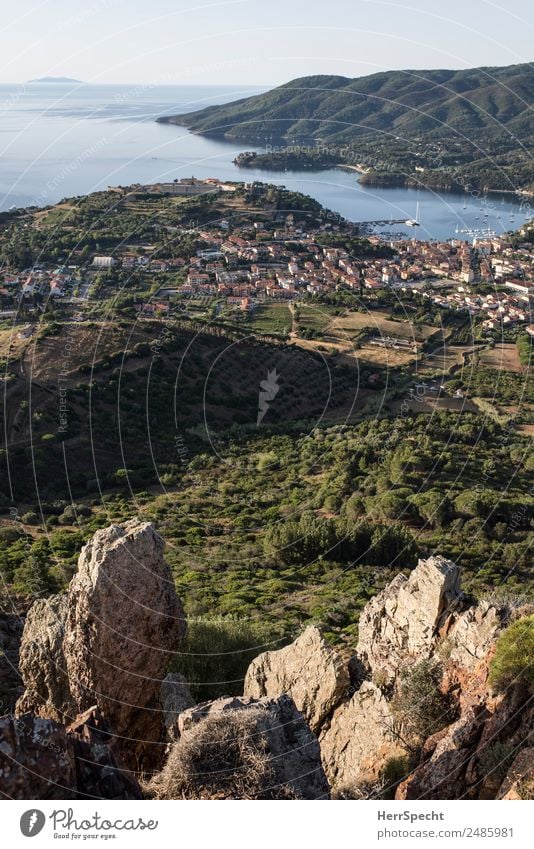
top-left (0, 81), bottom-right (530, 240)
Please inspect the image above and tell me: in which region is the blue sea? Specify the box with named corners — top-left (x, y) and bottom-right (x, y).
top-left (0, 81), bottom-right (528, 239)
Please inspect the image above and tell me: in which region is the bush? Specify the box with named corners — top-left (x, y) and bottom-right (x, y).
top-left (392, 659), bottom-right (456, 743)
top-left (169, 617), bottom-right (289, 701)
top-left (380, 754), bottom-right (412, 799)
top-left (21, 511), bottom-right (39, 525)
top-left (147, 708), bottom-right (297, 800)
top-left (489, 615), bottom-right (534, 694)
top-left (477, 741), bottom-right (516, 782)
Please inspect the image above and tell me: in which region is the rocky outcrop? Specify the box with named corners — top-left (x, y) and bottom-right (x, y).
top-left (244, 626), bottom-right (348, 732)
top-left (319, 682), bottom-right (402, 791)
top-left (160, 673), bottom-right (195, 741)
top-left (155, 694), bottom-right (329, 800)
top-left (0, 710), bottom-right (142, 800)
top-left (15, 594), bottom-right (74, 722)
top-left (15, 520), bottom-right (187, 774)
top-left (63, 520), bottom-right (186, 771)
top-left (356, 556), bottom-right (463, 683)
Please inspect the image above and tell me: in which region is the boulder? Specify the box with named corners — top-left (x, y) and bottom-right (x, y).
top-left (0, 709), bottom-right (143, 800)
top-left (63, 520), bottom-right (186, 772)
top-left (160, 672), bottom-right (195, 741)
top-left (0, 713), bottom-right (76, 799)
top-left (244, 626), bottom-right (349, 732)
top-left (15, 594), bottom-right (75, 723)
top-left (163, 694), bottom-right (330, 799)
top-left (319, 681), bottom-right (402, 791)
top-left (357, 556), bottom-right (462, 683)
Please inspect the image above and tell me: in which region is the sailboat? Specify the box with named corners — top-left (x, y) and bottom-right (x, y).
top-left (406, 201), bottom-right (420, 227)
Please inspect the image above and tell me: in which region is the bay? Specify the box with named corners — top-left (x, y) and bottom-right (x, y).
top-left (0, 82), bottom-right (528, 239)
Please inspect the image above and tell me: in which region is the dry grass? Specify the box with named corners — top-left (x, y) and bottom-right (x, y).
top-left (328, 311), bottom-right (436, 342)
top-left (479, 343), bottom-right (523, 373)
top-left (146, 708), bottom-right (297, 800)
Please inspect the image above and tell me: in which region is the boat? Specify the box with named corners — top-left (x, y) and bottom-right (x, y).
top-left (405, 201), bottom-right (420, 227)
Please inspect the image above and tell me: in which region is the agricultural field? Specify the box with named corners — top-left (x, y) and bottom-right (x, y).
top-left (326, 309), bottom-right (438, 342)
top-left (416, 344), bottom-right (474, 376)
top-left (248, 302), bottom-right (292, 336)
top-left (479, 343), bottom-right (524, 373)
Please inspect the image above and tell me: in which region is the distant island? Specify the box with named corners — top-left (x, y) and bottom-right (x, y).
top-left (28, 76), bottom-right (83, 84)
top-left (159, 63), bottom-right (534, 194)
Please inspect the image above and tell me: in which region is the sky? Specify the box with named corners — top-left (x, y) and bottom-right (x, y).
top-left (0, 0), bottom-right (532, 85)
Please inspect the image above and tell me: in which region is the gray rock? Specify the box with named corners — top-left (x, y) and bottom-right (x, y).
top-left (319, 682), bottom-right (402, 790)
top-left (448, 603), bottom-right (505, 670)
top-left (357, 555), bottom-right (462, 683)
top-left (173, 694), bottom-right (330, 799)
top-left (15, 594), bottom-right (75, 723)
top-left (63, 520), bottom-right (186, 771)
top-left (244, 625), bottom-right (348, 732)
top-left (160, 672), bottom-right (195, 740)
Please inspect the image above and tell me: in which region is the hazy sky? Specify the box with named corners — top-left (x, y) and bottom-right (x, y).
top-left (0, 0), bottom-right (531, 85)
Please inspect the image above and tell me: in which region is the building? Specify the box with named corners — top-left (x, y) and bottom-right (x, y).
top-left (92, 256), bottom-right (117, 269)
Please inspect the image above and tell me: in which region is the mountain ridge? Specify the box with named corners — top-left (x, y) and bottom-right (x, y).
top-left (157, 63), bottom-right (534, 143)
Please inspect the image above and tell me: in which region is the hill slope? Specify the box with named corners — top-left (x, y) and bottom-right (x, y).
top-left (158, 64), bottom-right (534, 144)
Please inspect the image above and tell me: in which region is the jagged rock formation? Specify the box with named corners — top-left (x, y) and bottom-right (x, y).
top-left (7, 538), bottom-right (531, 801)
top-left (397, 674), bottom-right (533, 800)
top-left (0, 710), bottom-right (142, 800)
top-left (238, 555), bottom-right (532, 800)
top-left (319, 682), bottom-right (402, 790)
top-left (15, 594), bottom-right (74, 722)
top-left (15, 520), bottom-right (186, 773)
top-left (160, 673), bottom-right (195, 741)
top-left (152, 694), bottom-right (330, 800)
top-left (244, 625), bottom-right (348, 731)
top-left (356, 555), bottom-right (463, 684)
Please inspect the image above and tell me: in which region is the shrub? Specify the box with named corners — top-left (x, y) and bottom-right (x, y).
top-left (489, 615), bottom-right (534, 694)
top-left (380, 754), bottom-right (412, 799)
top-left (147, 708), bottom-right (297, 800)
top-left (477, 742), bottom-right (516, 782)
top-left (391, 659), bottom-right (456, 743)
top-left (169, 616), bottom-right (289, 701)
top-left (21, 511), bottom-right (39, 525)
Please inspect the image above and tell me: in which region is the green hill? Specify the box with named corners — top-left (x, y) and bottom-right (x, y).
top-left (158, 64), bottom-right (534, 144)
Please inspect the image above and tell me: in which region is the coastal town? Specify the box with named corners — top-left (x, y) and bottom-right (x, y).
top-left (1, 178), bottom-right (533, 340)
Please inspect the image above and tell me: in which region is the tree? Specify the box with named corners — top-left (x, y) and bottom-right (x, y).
top-left (410, 490), bottom-right (451, 528)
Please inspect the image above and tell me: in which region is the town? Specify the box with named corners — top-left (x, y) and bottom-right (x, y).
top-left (1, 178), bottom-right (533, 344)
